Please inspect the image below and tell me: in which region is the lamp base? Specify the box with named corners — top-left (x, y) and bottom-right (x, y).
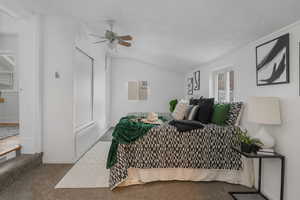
top-left (253, 126), bottom-right (275, 149)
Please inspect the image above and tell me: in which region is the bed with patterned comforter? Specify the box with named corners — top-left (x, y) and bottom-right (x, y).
top-left (109, 103), bottom-right (254, 189)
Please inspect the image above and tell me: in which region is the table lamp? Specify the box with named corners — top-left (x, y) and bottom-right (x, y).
top-left (247, 96), bottom-right (281, 148)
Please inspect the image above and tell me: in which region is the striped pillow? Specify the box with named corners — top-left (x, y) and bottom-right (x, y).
top-left (225, 102), bottom-right (244, 126)
top-left (187, 105), bottom-right (199, 120)
top-left (172, 101), bottom-right (189, 120)
top-left (184, 105), bottom-right (194, 119)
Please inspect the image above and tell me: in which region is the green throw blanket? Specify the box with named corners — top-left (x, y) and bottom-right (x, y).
top-left (106, 115), bottom-right (167, 169)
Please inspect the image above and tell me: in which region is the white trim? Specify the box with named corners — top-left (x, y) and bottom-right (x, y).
top-left (73, 47), bottom-right (95, 131)
top-left (33, 15), bottom-right (43, 153)
top-left (74, 126), bottom-right (111, 162)
top-left (97, 126), bottom-right (111, 140)
top-left (0, 90), bottom-right (18, 94)
top-left (75, 121), bottom-right (96, 133)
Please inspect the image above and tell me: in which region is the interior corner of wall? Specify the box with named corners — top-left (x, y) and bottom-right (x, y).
top-left (20, 136), bottom-right (36, 154)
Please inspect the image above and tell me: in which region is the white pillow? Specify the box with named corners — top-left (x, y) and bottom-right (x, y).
top-left (172, 100), bottom-right (189, 120)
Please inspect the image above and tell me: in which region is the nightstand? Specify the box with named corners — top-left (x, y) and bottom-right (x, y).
top-left (229, 146), bottom-right (285, 200)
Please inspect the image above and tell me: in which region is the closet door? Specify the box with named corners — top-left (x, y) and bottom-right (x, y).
top-left (74, 47), bottom-right (94, 129)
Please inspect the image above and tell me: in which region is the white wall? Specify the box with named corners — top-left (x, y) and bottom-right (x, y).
top-left (1, 7), bottom-right (110, 161)
top-left (186, 22), bottom-right (300, 200)
top-left (105, 54), bottom-right (112, 127)
top-left (0, 14), bottom-right (18, 34)
top-left (111, 57), bottom-right (184, 125)
top-left (42, 16), bottom-right (76, 163)
top-left (42, 16), bottom-right (110, 163)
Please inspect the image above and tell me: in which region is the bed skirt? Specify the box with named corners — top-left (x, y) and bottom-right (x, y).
top-left (116, 157), bottom-right (254, 188)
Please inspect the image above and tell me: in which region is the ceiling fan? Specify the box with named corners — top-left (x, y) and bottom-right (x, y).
top-left (91, 20), bottom-right (133, 48)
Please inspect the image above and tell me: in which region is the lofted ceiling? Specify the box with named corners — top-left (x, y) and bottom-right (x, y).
top-left (2, 0), bottom-right (300, 72)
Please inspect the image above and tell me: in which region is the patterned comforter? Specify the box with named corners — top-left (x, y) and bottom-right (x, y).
top-left (109, 122), bottom-right (242, 189)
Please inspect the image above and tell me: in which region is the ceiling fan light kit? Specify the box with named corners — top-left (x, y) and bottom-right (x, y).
top-left (91, 20), bottom-right (133, 49)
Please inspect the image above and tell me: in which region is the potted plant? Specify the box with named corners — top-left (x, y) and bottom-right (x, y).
top-left (169, 99), bottom-right (178, 113)
top-left (237, 128), bottom-right (263, 153)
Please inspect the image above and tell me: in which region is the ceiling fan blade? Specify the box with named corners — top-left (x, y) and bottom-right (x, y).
top-left (118, 35), bottom-right (133, 41)
top-left (118, 40), bottom-right (131, 47)
top-left (89, 34), bottom-right (106, 39)
top-left (94, 40), bottom-right (107, 44)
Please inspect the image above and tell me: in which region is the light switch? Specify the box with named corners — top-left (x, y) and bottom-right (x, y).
top-left (55, 72), bottom-right (60, 79)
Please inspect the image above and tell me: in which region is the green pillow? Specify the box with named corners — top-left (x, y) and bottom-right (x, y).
top-left (211, 104), bottom-right (230, 125)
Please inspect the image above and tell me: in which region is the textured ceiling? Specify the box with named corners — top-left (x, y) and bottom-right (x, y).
top-left (2, 0), bottom-right (300, 72)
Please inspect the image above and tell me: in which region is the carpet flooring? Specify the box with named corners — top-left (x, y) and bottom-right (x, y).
top-left (0, 164), bottom-right (254, 200)
top-left (0, 128), bottom-right (255, 199)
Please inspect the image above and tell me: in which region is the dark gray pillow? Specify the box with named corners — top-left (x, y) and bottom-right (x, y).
top-left (169, 120), bottom-right (204, 132)
top-left (189, 96), bottom-right (203, 105)
top-left (187, 105), bottom-right (199, 120)
top-left (196, 98), bottom-right (215, 124)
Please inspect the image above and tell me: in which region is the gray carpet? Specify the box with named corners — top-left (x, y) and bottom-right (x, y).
top-left (0, 164), bottom-right (254, 200)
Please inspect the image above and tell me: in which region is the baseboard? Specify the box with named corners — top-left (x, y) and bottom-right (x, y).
top-left (43, 155), bottom-right (75, 164)
top-left (97, 126), bottom-right (111, 140)
top-left (74, 126), bottom-right (111, 162)
top-left (75, 123), bottom-right (101, 160)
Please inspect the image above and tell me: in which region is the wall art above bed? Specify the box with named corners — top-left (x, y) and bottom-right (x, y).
top-left (193, 70), bottom-right (200, 90)
top-left (256, 33), bottom-right (289, 86)
top-left (187, 77), bottom-right (193, 95)
top-left (128, 81), bottom-right (148, 100)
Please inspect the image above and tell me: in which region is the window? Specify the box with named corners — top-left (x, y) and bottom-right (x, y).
top-left (213, 69), bottom-right (234, 103)
top-left (74, 47), bottom-right (94, 129)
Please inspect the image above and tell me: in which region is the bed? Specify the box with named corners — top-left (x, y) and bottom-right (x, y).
top-left (108, 103), bottom-right (254, 190)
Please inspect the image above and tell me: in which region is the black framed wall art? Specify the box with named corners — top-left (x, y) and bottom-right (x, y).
top-left (256, 33), bottom-right (289, 86)
top-left (187, 77), bottom-right (193, 95)
top-left (193, 70), bottom-right (200, 90)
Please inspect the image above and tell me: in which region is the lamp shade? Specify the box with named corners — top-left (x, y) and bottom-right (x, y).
top-left (247, 96), bottom-right (281, 125)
